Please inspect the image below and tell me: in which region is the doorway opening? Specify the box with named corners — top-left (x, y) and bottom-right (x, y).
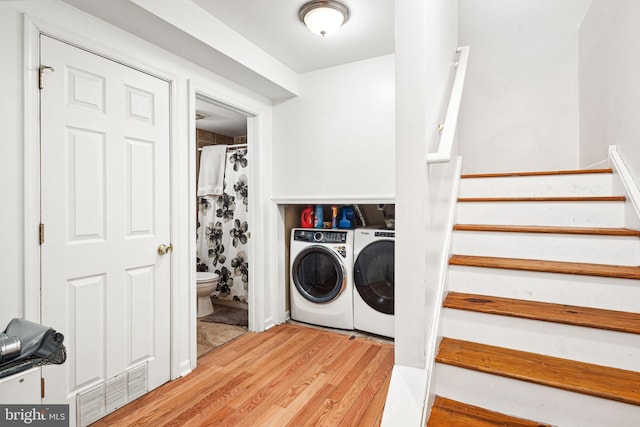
top-left (194, 94), bottom-right (250, 357)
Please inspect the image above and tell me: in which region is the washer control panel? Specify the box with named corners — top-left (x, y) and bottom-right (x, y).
top-left (294, 229), bottom-right (348, 243)
top-left (374, 231), bottom-right (395, 238)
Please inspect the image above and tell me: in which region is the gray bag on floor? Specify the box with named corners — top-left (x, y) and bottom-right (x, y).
top-left (0, 318), bottom-right (66, 379)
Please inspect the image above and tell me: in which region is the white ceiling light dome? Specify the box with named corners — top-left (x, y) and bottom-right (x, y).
top-left (299, 0), bottom-right (350, 37)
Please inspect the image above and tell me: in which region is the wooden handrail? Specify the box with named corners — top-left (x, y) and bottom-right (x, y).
top-left (427, 46), bottom-right (470, 164)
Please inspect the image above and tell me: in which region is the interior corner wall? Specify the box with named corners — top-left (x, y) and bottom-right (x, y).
top-left (457, 0), bottom-right (592, 173)
top-left (579, 0), bottom-right (640, 184)
top-left (272, 54), bottom-right (395, 200)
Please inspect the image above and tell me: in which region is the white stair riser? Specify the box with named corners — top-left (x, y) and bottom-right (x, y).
top-left (434, 364), bottom-right (640, 427)
top-left (448, 266), bottom-right (640, 313)
top-left (442, 309), bottom-right (640, 371)
top-left (456, 201), bottom-right (625, 227)
top-left (459, 174), bottom-right (613, 198)
top-left (452, 230), bottom-right (640, 266)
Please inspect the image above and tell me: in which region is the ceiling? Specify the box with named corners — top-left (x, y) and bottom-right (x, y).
top-left (61, 0), bottom-right (394, 132)
top-left (196, 97), bottom-right (247, 137)
top-left (191, 0), bottom-right (395, 73)
top-left (188, 0), bottom-right (394, 134)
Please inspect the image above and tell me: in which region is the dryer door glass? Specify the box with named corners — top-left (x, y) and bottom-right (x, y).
top-left (354, 241), bottom-right (394, 314)
top-left (293, 246), bottom-right (345, 303)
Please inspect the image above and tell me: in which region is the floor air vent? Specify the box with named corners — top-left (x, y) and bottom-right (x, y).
top-left (105, 373), bottom-right (127, 413)
top-left (127, 363), bottom-right (148, 401)
top-left (77, 384), bottom-right (105, 427)
top-left (77, 362), bottom-right (148, 425)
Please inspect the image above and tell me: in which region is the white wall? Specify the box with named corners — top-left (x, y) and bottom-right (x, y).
top-left (0, 6), bottom-right (25, 326)
top-left (0, 0), bottom-right (273, 380)
top-left (579, 0), bottom-right (640, 183)
top-left (382, 0), bottom-right (457, 424)
top-left (458, 0), bottom-right (592, 173)
top-left (272, 54), bottom-right (395, 202)
top-left (394, 0), bottom-right (458, 371)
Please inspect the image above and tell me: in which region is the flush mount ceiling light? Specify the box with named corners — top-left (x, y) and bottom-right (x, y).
top-left (299, 0), bottom-right (350, 37)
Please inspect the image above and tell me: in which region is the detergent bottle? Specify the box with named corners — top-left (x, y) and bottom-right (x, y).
top-left (314, 205), bottom-right (323, 228)
top-left (331, 206), bottom-right (338, 228)
top-left (338, 206), bottom-right (354, 228)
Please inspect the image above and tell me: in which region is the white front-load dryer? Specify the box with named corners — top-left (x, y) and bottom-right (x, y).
top-left (353, 227), bottom-right (394, 338)
top-left (290, 228), bottom-right (354, 330)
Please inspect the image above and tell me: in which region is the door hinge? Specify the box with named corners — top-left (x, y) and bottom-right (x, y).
top-left (39, 65), bottom-right (54, 90)
top-left (39, 223), bottom-right (45, 245)
top-left (41, 378), bottom-right (45, 398)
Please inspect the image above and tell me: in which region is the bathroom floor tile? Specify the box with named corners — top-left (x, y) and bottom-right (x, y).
top-left (197, 320), bottom-right (247, 358)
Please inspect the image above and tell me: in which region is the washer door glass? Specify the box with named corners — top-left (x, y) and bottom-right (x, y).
top-left (354, 240), bottom-right (394, 314)
top-left (293, 246), bottom-right (345, 303)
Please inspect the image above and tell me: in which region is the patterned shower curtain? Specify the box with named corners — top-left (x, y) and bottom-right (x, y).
top-left (197, 148), bottom-right (249, 303)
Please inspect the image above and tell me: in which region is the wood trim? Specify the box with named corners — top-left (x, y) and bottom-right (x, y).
top-left (453, 224), bottom-right (640, 236)
top-left (443, 292), bottom-right (640, 335)
top-left (428, 396), bottom-right (551, 427)
top-left (457, 196), bottom-right (626, 203)
top-left (449, 255), bottom-right (640, 280)
top-left (461, 168), bottom-right (613, 179)
top-left (436, 338), bottom-right (640, 406)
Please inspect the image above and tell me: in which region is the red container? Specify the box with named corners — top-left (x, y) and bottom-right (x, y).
top-left (301, 206), bottom-right (315, 228)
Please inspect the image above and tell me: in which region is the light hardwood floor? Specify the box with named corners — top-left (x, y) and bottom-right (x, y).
top-left (93, 323), bottom-right (394, 426)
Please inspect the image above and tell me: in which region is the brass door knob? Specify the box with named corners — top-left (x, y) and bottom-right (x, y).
top-left (157, 244), bottom-right (173, 255)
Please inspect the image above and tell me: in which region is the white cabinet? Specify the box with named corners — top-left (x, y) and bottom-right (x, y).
top-left (0, 367), bottom-right (41, 404)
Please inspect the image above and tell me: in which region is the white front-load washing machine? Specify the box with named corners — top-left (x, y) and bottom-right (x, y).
top-left (353, 227), bottom-right (395, 338)
top-left (290, 228), bottom-right (354, 330)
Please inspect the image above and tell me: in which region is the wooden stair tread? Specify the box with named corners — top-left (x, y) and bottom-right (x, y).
top-left (428, 396), bottom-right (551, 427)
top-left (461, 168), bottom-right (613, 179)
top-left (458, 196), bottom-right (625, 202)
top-left (449, 255), bottom-right (640, 280)
top-left (436, 338), bottom-right (640, 406)
top-left (454, 224), bottom-right (640, 237)
top-left (444, 292), bottom-right (640, 335)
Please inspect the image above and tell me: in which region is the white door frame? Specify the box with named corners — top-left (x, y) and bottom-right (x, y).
top-left (187, 81), bottom-right (267, 367)
top-left (22, 15), bottom-right (184, 380)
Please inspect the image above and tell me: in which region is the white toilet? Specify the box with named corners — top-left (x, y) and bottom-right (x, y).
top-left (196, 272), bottom-right (219, 317)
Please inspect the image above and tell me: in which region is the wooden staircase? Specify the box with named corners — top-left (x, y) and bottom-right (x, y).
top-left (429, 396), bottom-right (552, 427)
top-left (428, 168), bottom-right (640, 426)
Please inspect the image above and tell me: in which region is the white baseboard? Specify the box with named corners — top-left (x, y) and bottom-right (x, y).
top-left (178, 361), bottom-right (193, 379)
top-left (381, 366), bottom-right (428, 427)
top-left (263, 312), bottom-right (289, 332)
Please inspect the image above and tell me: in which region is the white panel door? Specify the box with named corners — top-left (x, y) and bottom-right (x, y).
top-left (39, 35), bottom-right (171, 421)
